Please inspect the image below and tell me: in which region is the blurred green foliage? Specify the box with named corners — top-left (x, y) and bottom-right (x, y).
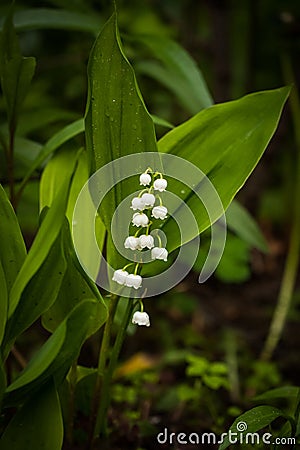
top-left (0, 1), bottom-right (299, 448)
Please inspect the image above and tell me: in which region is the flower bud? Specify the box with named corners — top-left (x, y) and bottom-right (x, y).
top-left (153, 178), bottom-right (167, 192)
top-left (131, 197), bottom-right (145, 211)
top-left (124, 236), bottom-right (140, 250)
top-left (112, 269), bottom-right (129, 285)
top-left (132, 212), bottom-right (149, 227)
top-left (139, 234), bottom-right (154, 249)
top-left (141, 192), bottom-right (155, 207)
top-left (125, 274), bottom-right (142, 289)
top-left (151, 205), bottom-right (168, 220)
top-left (139, 173), bottom-right (151, 186)
top-left (151, 247), bottom-right (168, 261)
top-left (132, 311), bottom-right (150, 327)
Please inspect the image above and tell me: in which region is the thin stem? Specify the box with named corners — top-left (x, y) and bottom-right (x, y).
top-left (157, 195), bottom-right (163, 206)
top-left (138, 188), bottom-right (150, 197)
top-left (260, 57), bottom-right (300, 361)
top-left (122, 262), bottom-right (135, 271)
top-left (87, 295), bottom-right (119, 449)
top-left (138, 298), bottom-right (144, 312)
top-left (92, 297), bottom-right (135, 440)
top-left (11, 345), bottom-right (27, 369)
top-left (66, 360), bottom-right (77, 446)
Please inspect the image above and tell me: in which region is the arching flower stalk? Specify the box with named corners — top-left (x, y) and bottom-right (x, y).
top-left (112, 168), bottom-right (169, 326)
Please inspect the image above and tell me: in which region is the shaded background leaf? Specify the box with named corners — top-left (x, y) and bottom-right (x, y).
top-left (5, 299), bottom-right (101, 406)
top-left (42, 220), bottom-right (107, 337)
top-left (0, 185), bottom-right (26, 294)
top-left (0, 9), bottom-right (35, 130)
top-left (219, 405), bottom-right (290, 450)
top-left (133, 34), bottom-right (213, 115)
top-left (0, 380), bottom-right (63, 450)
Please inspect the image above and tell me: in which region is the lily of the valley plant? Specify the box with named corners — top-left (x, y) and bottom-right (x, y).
top-left (0, 7), bottom-right (289, 450)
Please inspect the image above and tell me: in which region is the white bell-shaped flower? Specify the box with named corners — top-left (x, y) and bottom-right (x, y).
top-left (132, 213), bottom-right (149, 227)
top-left (153, 178), bottom-right (167, 192)
top-left (139, 234), bottom-right (154, 249)
top-left (151, 247), bottom-right (168, 261)
top-left (131, 197), bottom-right (145, 211)
top-left (141, 192), bottom-right (155, 207)
top-left (139, 173), bottom-right (151, 186)
top-left (132, 311), bottom-right (150, 327)
top-left (151, 205), bottom-right (168, 220)
top-left (124, 236), bottom-right (140, 250)
top-left (125, 274), bottom-right (142, 289)
top-left (112, 269), bottom-right (129, 285)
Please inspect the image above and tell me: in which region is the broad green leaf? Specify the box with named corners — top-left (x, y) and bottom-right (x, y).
top-left (226, 200), bottom-right (268, 252)
top-left (0, 185), bottom-right (26, 294)
top-left (134, 34), bottom-right (213, 115)
top-left (74, 371), bottom-right (97, 417)
top-left (15, 179), bottom-right (39, 233)
top-left (5, 299), bottom-right (100, 406)
top-left (39, 146), bottom-right (81, 213)
top-left (67, 150), bottom-right (106, 278)
top-left (0, 380), bottom-right (63, 450)
top-left (7, 154), bottom-right (77, 322)
top-left (182, 231), bottom-right (250, 284)
top-left (158, 87), bottom-right (290, 252)
top-left (219, 405), bottom-right (290, 450)
top-left (151, 114), bottom-right (174, 129)
top-left (17, 118), bottom-right (84, 195)
top-left (133, 36), bottom-right (268, 252)
top-left (16, 107), bottom-right (79, 136)
top-left (0, 10), bottom-right (35, 129)
top-left (0, 8), bottom-right (102, 34)
top-left (0, 133), bottom-right (42, 181)
top-left (253, 386), bottom-right (300, 402)
top-left (12, 137), bottom-right (42, 173)
top-left (4, 230), bottom-right (66, 349)
top-left (85, 13), bottom-right (157, 233)
top-left (42, 219), bottom-right (107, 337)
top-left (40, 147), bottom-right (105, 278)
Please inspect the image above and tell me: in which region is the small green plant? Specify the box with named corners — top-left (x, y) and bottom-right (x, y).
top-left (219, 386), bottom-right (300, 449)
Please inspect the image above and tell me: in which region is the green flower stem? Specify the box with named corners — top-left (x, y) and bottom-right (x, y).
top-left (138, 299), bottom-right (144, 312)
top-left (138, 188), bottom-right (150, 196)
top-left (92, 297), bottom-right (135, 440)
top-left (260, 57), bottom-right (300, 361)
top-left (88, 294), bottom-right (119, 448)
top-left (66, 359), bottom-right (77, 446)
top-left (122, 262), bottom-right (135, 271)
